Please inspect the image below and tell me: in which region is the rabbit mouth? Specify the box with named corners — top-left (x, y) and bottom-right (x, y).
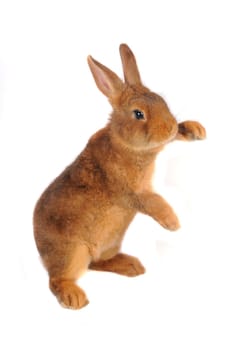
top-left (147, 124), bottom-right (178, 147)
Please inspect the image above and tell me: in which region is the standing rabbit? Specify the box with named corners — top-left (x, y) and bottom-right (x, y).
top-left (33, 44), bottom-right (206, 309)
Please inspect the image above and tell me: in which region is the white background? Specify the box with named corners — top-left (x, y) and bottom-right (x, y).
top-left (0, 0), bottom-right (233, 349)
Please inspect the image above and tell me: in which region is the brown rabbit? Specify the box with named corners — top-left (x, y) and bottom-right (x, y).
top-left (33, 44), bottom-right (206, 309)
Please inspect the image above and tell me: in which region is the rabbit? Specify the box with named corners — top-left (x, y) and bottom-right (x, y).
top-left (33, 44), bottom-right (206, 309)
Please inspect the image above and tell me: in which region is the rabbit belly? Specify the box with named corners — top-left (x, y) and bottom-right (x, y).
top-left (86, 205), bottom-right (136, 261)
top-left (34, 190), bottom-right (136, 265)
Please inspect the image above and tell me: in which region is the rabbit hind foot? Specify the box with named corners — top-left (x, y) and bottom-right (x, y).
top-left (50, 278), bottom-right (89, 309)
top-left (49, 243), bottom-right (91, 309)
top-left (89, 253), bottom-right (145, 277)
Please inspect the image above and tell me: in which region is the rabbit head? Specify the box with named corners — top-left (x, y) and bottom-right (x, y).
top-left (88, 44), bottom-right (178, 151)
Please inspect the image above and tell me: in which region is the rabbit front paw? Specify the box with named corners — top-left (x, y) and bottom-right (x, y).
top-left (157, 208), bottom-right (180, 231)
top-left (177, 121), bottom-right (206, 141)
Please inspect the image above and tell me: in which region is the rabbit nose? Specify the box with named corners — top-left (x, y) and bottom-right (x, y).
top-left (169, 123), bottom-right (178, 139)
top-left (171, 121), bottom-right (178, 133)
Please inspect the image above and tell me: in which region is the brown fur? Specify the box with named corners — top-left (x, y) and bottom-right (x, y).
top-left (33, 44), bottom-right (206, 309)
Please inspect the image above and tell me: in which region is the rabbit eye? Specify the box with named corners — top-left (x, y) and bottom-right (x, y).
top-left (133, 109), bottom-right (145, 120)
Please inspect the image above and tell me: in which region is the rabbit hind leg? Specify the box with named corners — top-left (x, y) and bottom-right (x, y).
top-left (49, 243), bottom-right (91, 309)
top-left (89, 247), bottom-right (145, 277)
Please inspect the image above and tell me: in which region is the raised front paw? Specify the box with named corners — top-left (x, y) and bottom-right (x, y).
top-left (177, 121), bottom-right (206, 141)
top-left (157, 207), bottom-right (180, 231)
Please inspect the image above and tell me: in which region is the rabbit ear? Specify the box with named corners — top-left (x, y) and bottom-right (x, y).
top-left (87, 56), bottom-right (124, 98)
top-left (119, 44), bottom-right (142, 85)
